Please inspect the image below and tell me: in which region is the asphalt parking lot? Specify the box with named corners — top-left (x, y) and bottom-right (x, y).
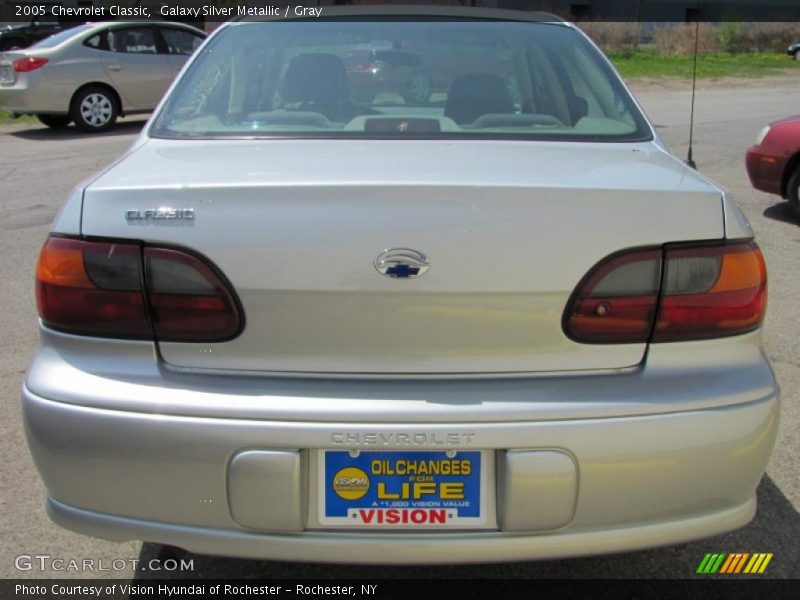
top-left (0, 77), bottom-right (798, 580)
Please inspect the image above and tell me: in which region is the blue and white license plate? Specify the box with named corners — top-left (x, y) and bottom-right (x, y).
top-left (319, 449), bottom-right (486, 528)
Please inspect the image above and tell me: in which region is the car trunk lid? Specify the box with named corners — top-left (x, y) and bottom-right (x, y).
top-left (81, 138), bottom-right (724, 375)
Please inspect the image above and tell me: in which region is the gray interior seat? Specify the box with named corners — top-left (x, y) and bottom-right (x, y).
top-left (444, 72), bottom-right (514, 125)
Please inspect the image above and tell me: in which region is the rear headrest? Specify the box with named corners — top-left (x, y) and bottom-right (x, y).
top-left (117, 32), bottom-right (134, 51)
top-left (282, 53), bottom-right (350, 106)
top-left (445, 73), bottom-right (514, 125)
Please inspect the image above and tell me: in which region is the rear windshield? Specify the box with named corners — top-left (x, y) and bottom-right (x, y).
top-left (151, 19), bottom-right (651, 142)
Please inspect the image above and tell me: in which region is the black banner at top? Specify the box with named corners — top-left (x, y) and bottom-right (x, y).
top-left (1, 1), bottom-right (800, 24)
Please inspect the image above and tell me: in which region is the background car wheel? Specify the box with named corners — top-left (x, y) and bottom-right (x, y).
top-left (787, 166), bottom-right (800, 218)
top-left (403, 73), bottom-right (431, 104)
top-left (36, 114), bottom-right (71, 129)
top-left (70, 86), bottom-right (118, 133)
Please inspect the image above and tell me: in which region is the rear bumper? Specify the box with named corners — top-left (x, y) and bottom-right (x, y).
top-left (0, 73), bottom-right (69, 114)
top-left (47, 496), bottom-right (757, 565)
top-left (22, 327), bottom-right (780, 563)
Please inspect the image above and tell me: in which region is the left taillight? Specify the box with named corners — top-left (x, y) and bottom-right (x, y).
top-left (143, 247), bottom-right (242, 342)
top-left (36, 236), bottom-right (242, 342)
top-left (13, 57), bottom-right (48, 73)
top-left (36, 237), bottom-right (150, 338)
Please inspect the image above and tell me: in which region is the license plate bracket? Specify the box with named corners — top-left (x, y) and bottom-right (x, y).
top-left (0, 65), bottom-right (13, 84)
top-left (318, 449), bottom-right (488, 529)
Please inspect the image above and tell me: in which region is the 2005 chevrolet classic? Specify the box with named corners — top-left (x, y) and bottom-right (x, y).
top-left (23, 7), bottom-right (778, 563)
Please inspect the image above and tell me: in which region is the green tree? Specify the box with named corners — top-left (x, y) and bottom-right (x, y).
top-left (718, 21), bottom-right (743, 54)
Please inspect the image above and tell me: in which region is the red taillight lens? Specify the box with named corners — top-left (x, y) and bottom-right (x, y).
top-left (565, 242), bottom-right (767, 344)
top-left (13, 57), bottom-right (49, 73)
top-left (653, 242), bottom-right (767, 341)
top-left (36, 237), bottom-right (150, 338)
top-left (564, 249), bottom-right (661, 343)
top-left (36, 237), bottom-right (242, 342)
top-left (144, 247), bottom-right (242, 342)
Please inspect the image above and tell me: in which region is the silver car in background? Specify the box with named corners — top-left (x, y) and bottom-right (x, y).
top-left (0, 21), bottom-right (205, 131)
top-left (23, 7), bottom-right (778, 563)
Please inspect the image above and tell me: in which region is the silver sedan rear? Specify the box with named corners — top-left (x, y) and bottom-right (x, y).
top-left (0, 21), bottom-right (205, 131)
top-left (22, 7), bottom-right (780, 564)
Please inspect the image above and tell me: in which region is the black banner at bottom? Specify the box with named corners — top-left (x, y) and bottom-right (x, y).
top-left (1, 579), bottom-right (797, 600)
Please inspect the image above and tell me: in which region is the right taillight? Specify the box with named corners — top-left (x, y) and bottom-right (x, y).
top-left (565, 241), bottom-right (767, 344)
top-left (653, 242), bottom-right (767, 341)
top-left (36, 236), bottom-right (243, 342)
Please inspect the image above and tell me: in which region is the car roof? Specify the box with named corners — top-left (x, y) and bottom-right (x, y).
top-left (234, 5), bottom-right (567, 25)
top-left (97, 21), bottom-right (204, 32)
top-left (64, 20), bottom-right (206, 36)
top-left (24, 20), bottom-right (206, 51)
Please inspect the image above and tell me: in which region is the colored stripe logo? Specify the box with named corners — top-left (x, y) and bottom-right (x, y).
top-left (696, 553), bottom-right (773, 574)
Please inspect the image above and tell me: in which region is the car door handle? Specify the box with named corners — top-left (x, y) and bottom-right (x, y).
top-left (107, 64), bottom-right (122, 71)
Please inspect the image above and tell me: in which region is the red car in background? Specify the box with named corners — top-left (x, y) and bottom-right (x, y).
top-left (746, 115), bottom-right (800, 218)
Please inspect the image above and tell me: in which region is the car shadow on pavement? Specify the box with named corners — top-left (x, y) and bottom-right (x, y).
top-left (134, 475), bottom-right (798, 579)
top-left (8, 120), bottom-right (146, 141)
top-left (763, 203), bottom-right (799, 226)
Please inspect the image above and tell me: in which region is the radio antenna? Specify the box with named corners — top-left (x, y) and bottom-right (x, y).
top-left (686, 13), bottom-right (700, 169)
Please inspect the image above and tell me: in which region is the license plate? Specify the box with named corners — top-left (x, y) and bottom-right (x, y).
top-left (319, 449), bottom-right (486, 528)
top-left (0, 65), bottom-right (12, 84)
